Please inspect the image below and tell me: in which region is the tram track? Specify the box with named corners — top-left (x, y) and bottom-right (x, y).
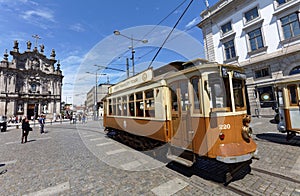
top-left (252, 167), bottom-right (300, 184)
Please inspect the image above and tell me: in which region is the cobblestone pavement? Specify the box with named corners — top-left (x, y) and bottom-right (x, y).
top-left (0, 118), bottom-right (299, 195)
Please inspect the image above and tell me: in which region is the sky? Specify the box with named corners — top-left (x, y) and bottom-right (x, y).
top-left (0, 0), bottom-right (219, 105)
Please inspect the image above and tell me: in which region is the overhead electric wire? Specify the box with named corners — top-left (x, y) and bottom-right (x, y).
top-left (148, 0), bottom-right (195, 69)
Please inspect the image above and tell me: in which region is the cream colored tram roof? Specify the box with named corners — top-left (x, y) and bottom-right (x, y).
top-left (108, 59), bottom-right (243, 95)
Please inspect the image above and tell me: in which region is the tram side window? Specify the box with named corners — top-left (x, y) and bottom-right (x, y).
top-left (170, 85), bottom-right (178, 111)
top-left (233, 79), bottom-right (245, 109)
top-left (129, 94), bottom-right (135, 116)
top-left (108, 99), bottom-right (112, 115)
top-left (288, 85), bottom-right (298, 106)
top-left (111, 99), bottom-right (116, 115)
top-left (122, 96), bottom-right (128, 116)
top-left (145, 90), bottom-right (155, 117)
top-left (180, 81), bottom-right (189, 111)
top-left (117, 97), bottom-right (122, 116)
top-left (136, 92), bottom-right (144, 117)
top-left (191, 77), bottom-right (201, 113)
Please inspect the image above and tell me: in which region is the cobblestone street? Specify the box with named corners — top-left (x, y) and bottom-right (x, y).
top-left (0, 118), bottom-right (299, 195)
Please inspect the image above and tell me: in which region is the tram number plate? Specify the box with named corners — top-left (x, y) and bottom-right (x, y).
top-left (219, 124), bottom-right (231, 130)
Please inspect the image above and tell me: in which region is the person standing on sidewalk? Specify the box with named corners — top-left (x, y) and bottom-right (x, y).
top-left (21, 116), bottom-right (32, 143)
top-left (39, 115), bottom-right (45, 134)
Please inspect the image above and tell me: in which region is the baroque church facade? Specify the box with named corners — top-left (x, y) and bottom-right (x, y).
top-left (0, 40), bottom-right (63, 120)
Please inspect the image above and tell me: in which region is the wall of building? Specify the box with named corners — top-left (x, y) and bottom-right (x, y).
top-left (199, 0), bottom-right (300, 116)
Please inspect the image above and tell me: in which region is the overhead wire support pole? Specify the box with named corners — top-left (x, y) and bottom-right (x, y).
top-left (148, 0), bottom-right (194, 69)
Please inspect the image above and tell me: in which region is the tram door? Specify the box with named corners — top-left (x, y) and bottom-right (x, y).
top-left (170, 80), bottom-right (193, 149)
top-left (286, 84), bottom-right (300, 130)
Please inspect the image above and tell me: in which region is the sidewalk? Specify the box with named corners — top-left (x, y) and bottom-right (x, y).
top-left (6, 119), bottom-right (71, 131)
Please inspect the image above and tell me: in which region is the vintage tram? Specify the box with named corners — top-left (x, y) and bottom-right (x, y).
top-left (276, 75), bottom-right (300, 140)
top-left (103, 59), bottom-right (257, 171)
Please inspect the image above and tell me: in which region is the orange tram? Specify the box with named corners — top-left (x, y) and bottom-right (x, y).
top-left (103, 59), bottom-right (257, 180)
top-left (276, 76), bottom-right (300, 140)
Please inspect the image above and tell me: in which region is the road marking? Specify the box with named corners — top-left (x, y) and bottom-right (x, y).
top-left (120, 159), bottom-right (148, 170)
top-left (83, 134), bottom-right (97, 138)
top-left (90, 138), bottom-right (104, 141)
top-left (24, 181), bottom-right (70, 196)
top-left (106, 148), bottom-right (127, 155)
top-left (151, 178), bottom-right (189, 196)
top-left (0, 160), bottom-right (17, 165)
top-left (96, 141), bottom-right (114, 147)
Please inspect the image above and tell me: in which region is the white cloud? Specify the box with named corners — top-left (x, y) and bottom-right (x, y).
top-left (185, 17), bottom-right (200, 29)
top-left (69, 23), bottom-right (85, 33)
top-left (23, 9), bottom-right (55, 22)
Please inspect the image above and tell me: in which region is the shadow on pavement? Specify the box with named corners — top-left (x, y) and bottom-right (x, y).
top-left (256, 133), bottom-right (300, 146)
top-left (167, 157), bottom-right (251, 185)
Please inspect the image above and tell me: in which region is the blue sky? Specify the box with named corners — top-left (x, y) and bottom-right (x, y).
top-left (0, 0), bottom-right (218, 105)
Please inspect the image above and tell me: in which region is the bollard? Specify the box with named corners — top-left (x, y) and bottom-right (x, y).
top-left (16, 125), bottom-right (19, 129)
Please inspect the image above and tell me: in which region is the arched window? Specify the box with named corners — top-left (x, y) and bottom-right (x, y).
top-left (289, 66), bottom-right (300, 75)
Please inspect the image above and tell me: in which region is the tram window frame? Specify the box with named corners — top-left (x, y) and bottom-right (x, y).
top-left (191, 76), bottom-right (201, 114)
top-left (209, 77), bottom-right (231, 112)
top-left (180, 81), bottom-right (189, 112)
top-left (287, 84), bottom-right (298, 106)
top-left (170, 84), bottom-right (178, 112)
top-left (112, 98), bottom-right (116, 115)
top-left (108, 99), bottom-right (112, 115)
top-left (129, 94), bottom-right (135, 116)
top-left (136, 92), bottom-right (144, 117)
top-left (145, 90), bottom-right (155, 117)
top-left (233, 78), bottom-right (246, 110)
top-left (122, 96), bottom-right (128, 116)
top-left (116, 97), bottom-right (122, 116)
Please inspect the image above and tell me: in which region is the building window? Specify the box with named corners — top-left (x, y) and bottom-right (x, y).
top-left (257, 86), bottom-right (275, 108)
top-left (223, 40), bottom-right (236, 60)
top-left (31, 84), bottom-right (37, 92)
top-left (248, 28), bottom-right (264, 51)
top-left (221, 22), bottom-right (232, 34)
top-left (281, 13), bottom-right (300, 39)
top-left (245, 7), bottom-right (259, 23)
top-left (289, 66), bottom-right (300, 75)
top-left (255, 67), bottom-right (270, 78)
top-left (276, 0), bottom-right (291, 5)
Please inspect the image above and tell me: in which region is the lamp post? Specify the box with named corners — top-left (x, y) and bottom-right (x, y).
top-left (86, 71), bottom-right (107, 120)
top-left (113, 30), bottom-right (148, 76)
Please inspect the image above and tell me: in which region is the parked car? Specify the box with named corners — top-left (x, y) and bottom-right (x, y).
top-left (0, 116), bottom-right (7, 132)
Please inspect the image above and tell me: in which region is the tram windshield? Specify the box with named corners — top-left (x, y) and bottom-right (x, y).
top-left (207, 70), bottom-right (246, 112)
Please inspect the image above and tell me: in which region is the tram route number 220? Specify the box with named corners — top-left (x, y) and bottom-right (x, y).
top-left (219, 124), bottom-right (231, 130)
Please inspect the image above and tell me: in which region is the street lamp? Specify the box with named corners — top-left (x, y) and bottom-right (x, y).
top-left (113, 30), bottom-right (148, 76)
top-left (86, 71), bottom-right (107, 120)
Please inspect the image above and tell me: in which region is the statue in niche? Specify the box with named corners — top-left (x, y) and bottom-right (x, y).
top-left (43, 105), bottom-right (48, 113)
top-left (18, 104), bottom-right (23, 112)
top-left (27, 41), bottom-right (32, 50)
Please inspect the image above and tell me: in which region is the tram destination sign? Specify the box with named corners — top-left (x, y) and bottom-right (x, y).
top-left (221, 67), bottom-right (246, 79)
top-left (109, 69), bottom-right (153, 94)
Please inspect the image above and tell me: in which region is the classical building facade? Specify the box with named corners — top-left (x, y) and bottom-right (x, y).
top-left (198, 0), bottom-right (300, 116)
top-left (0, 40), bottom-right (63, 120)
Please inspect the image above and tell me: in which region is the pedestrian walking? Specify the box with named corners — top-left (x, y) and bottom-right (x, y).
top-left (21, 116), bottom-right (32, 143)
top-left (39, 115), bottom-right (45, 134)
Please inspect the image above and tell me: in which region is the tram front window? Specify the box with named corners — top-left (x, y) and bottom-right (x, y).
top-left (233, 79), bottom-right (245, 109)
top-left (209, 78), bottom-right (230, 111)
